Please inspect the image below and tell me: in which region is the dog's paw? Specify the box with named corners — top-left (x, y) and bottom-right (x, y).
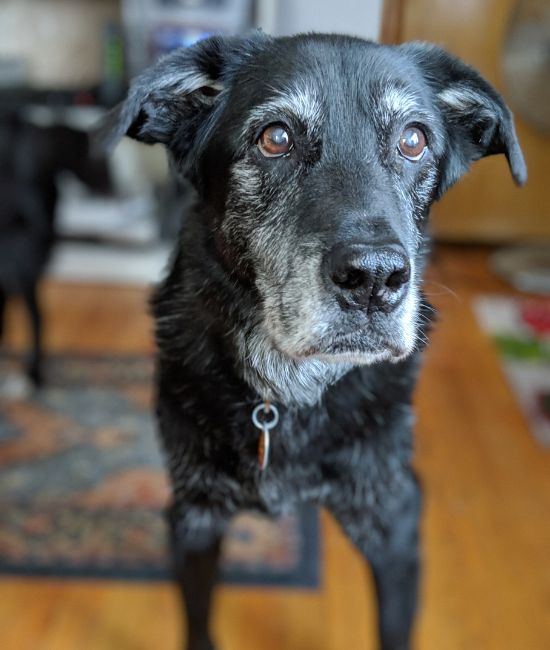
top-left (26, 363), bottom-right (43, 389)
top-left (187, 634), bottom-right (216, 650)
top-left (0, 373), bottom-right (33, 400)
top-left (187, 641), bottom-right (215, 650)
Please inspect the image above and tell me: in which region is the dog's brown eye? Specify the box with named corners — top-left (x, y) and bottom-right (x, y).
top-left (258, 124), bottom-right (293, 157)
top-left (398, 126), bottom-right (427, 161)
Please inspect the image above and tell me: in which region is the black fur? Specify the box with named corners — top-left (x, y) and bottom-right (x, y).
top-left (106, 33), bottom-right (525, 650)
top-left (0, 113), bottom-right (110, 385)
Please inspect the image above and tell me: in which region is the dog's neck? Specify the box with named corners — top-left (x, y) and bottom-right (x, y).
top-left (233, 319), bottom-right (353, 407)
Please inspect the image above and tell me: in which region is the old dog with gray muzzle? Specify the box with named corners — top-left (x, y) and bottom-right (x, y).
top-left (102, 33), bottom-right (526, 650)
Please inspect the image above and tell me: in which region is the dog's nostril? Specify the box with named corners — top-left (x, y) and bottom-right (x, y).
top-left (333, 268), bottom-right (365, 290)
top-left (385, 266), bottom-right (410, 290)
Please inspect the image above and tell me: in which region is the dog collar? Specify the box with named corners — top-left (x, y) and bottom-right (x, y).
top-left (251, 400), bottom-right (279, 471)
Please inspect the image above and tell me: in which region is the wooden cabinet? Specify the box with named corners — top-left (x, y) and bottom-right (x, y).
top-left (393, 0), bottom-right (550, 242)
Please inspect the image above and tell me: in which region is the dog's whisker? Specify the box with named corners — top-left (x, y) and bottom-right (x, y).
top-left (422, 280), bottom-right (462, 302)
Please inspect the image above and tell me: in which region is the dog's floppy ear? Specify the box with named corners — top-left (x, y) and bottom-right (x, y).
top-left (402, 42), bottom-right (527, 196)
top-left (96, 34), bottom-right (263, 162)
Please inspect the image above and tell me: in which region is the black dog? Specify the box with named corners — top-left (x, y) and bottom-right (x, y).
top-left (0, 112), bottom-right (110, 385)
top-left (105, 33), bottom-right (526, 650)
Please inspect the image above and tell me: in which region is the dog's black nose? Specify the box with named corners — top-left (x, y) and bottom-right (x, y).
top-left (326, 243), bottom-right (410, 312)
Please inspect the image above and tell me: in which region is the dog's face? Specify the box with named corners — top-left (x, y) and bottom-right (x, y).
top-left (106, 34), bottom-right (525, 369)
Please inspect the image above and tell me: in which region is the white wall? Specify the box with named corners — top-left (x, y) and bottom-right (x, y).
top-left (0, 0), bottom-right (119, 88)
top-left (256, 0), bottom-right (383, 41)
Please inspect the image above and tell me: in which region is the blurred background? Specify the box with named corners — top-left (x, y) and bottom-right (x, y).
top-left (0, 1), bottom-right (548, 649)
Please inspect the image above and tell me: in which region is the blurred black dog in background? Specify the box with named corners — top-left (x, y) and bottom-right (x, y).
top-left (0, 111), bottom-right (110, 386)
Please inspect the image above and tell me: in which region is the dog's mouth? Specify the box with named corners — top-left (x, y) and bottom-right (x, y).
top-left (298, 329), bottom-right (412, 362)
top-left (272, 319), bottom-right (415, 364)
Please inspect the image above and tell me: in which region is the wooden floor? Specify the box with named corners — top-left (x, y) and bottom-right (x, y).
top-left (1, 246), bottom-right (549, 650)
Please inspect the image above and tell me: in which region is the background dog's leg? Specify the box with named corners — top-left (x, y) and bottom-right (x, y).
top-left (0, 288), bottom-right (6, 341)
top-left (167, 505), bottom-right (224, 650)
top-left (22, 283), bottom-right (42, 386)
top-left (327, 474), bottom-right (421, 650)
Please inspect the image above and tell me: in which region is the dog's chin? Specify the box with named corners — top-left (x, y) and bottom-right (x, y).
top-left (279, 332), bottom-right (415, 366)
top-left (309, 348), bottom-right (409, 365)
top-left (300, 344), bottom-right (412, 366)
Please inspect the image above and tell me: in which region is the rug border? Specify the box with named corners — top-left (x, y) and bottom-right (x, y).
top-left (0, 505), bottom-right (320, 589)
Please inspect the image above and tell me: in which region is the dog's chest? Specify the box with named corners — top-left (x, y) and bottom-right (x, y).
top-left (223, 398), bottom-right (413, 517)
top-left (223, 408), bottom-right (327, 512)
top-left (160, 362), bottom-right (418, 518)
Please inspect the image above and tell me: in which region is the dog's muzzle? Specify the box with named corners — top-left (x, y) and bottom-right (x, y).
top-left (324, 242), bottom-right (411, 313)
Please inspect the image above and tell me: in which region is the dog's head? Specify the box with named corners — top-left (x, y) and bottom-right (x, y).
top-left (104, 34), bottom-right (525, 372)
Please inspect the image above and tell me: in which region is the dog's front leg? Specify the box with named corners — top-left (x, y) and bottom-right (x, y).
top-left (367, 479), bottom-right (421, 650)
top-left (327, 471), bottom-right (422, 650)
top-left (167, 504), bottom-right (225, 650)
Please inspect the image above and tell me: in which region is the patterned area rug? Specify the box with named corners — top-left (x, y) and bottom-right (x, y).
top-left (474, 295), bottom-right (550, 446)
top-left (0, 353), bottom-right (319, 587)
